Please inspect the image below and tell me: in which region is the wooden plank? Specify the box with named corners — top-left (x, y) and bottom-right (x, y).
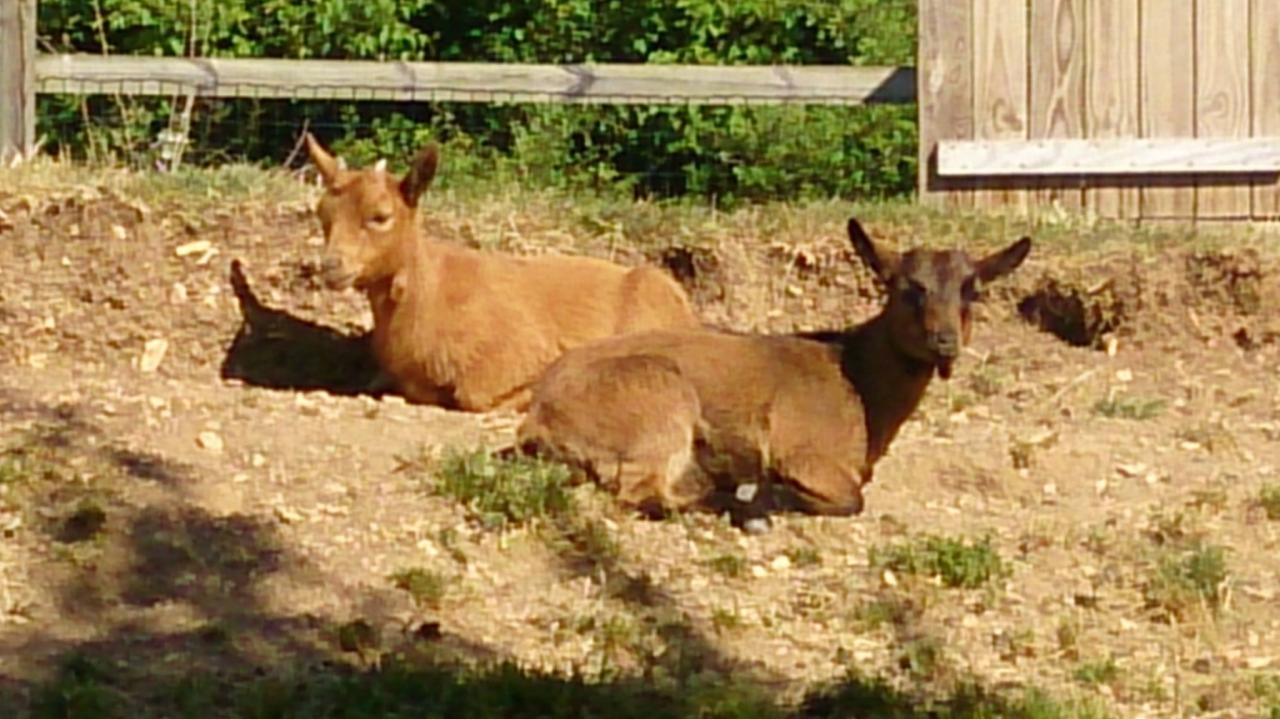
top-left (1253, 0), bottom-right (1280, 218)
top-left (33, 55), bottom-right (916, 106)
top-left (972, 0), bottom-right (1029, 210)
top-left (0, 0), bottom-right (36, 161)
top-left (1140, 0), bottom-right (1196, 219)
top-left (1085, 0), bottom-right (1140, 218)
top-left (1196, 0), bottom-right (1252, 218)
top-left (1029, 0), bottom-right (1085, 209)
top-left (917, 0), bottom-right (974, 208)
top-left (937, 138), bottom-right (1280, 176)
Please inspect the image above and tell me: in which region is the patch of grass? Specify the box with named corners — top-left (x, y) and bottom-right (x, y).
top-left (1177, 421), bottom-right (1239, 455)
top-left (389, 567), bottom-right (448, 609)
top-left (1073, 657), bottom-right (1120, 687)
top-left (1145, 541), bottom-right (1229, 621)
top-left (433, 448), bottom-right (574, 530)
top-left (705, 553), bottom-right (747, 579)
top-left (784, 546), bottom-right (822, 568)
top-left (547, 516), bottom-right (621, 571)
top-left (897, 635), bottom-right (946, 681)
top-left (29, 654), bottom-right (120, 719)
top-left (851, 593), bottom-right (920, 631)
top-left (1056, 618), bottom-right (1081, 661)
top-left (805, 674), bottom-right (1117, 719)
top-left (947, 390), bottom-right (978, 414)
top-left (1092, 394), bottom-right (1166, 420)
top-left (0, 454), bottom-right (26, 485)
top-left (57, 499), bottom-right (108, 543)
top-left (1259, 483), bottom-right (1280, 521)
top-left (710, 607), bottom-right (743, 635)
top-left (870, 534), bottom-right (1006, 590)
top-left (968, 363), bottom-right (1007, 398)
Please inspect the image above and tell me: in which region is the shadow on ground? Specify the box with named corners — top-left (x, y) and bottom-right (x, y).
top-left (219, 259), bottom-right (385, 397)
top-left (0, 390), bottom-right (1082, 719)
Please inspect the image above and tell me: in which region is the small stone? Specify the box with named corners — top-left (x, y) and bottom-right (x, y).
top-left (250, 452), bottom-right (266, 468)
top-left (174, 239), bottom-right (212, 257)
top-left (170, 282), bottom-right (189, 304)
top-left (274, 506), bottom-right (304, 524)
top-left (770, 555), bottom-right (792, 572)
top-left (139, 338), bottom-right (169, 373)
top-left (1115, 369), bottom-right (1133, 382)
top-left (196, 431), bottom-right (224, 453)
top-left (735, 483), bottom-right (759, 503)
top-left (110, 224), bottom-right (128, 241)
top-left (1114, 462), bottom-right (1149, 479)
top-left (750, 565), bottom-right (769, 579)
top-left (742, 517), bottom-right (771, 535)
top-left (882, 569), bottom-right (899, 587)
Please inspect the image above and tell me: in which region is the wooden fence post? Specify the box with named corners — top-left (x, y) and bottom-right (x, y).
top-left (0, 0), bottom-right (37, 162)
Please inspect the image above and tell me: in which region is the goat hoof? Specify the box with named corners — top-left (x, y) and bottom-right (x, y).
top-left (742, 517), bottom-right (772, 535)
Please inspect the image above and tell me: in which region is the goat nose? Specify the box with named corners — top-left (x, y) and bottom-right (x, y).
top-left (930, 330), bottom-right (960, 357)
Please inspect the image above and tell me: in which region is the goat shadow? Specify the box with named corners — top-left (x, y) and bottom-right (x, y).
top-left (220, 259), bottom-right (385, 397)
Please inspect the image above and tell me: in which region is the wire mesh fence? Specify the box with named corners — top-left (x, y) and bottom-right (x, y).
top-left (30, 61), bottom-right (919, 202)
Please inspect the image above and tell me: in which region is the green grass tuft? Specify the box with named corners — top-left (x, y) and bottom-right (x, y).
top-left (389, 567), bottom-right (449, 609)
top-left (1260, 483), bottom-right (1280, 521)
top-left (433, 448), bottom-right (574, 529)
top-left (1092, 395), bottom-right (1166, 420)
top-left (870, 534), bottom-right (1006, 589)
top-left (1145, 541), bottom-right (1229, 621)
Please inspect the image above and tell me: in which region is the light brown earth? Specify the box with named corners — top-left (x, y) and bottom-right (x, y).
top-left (1, 163), bottom-right (1278, 717)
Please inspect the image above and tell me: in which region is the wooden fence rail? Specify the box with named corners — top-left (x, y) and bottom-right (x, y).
top-left (31, 55), bottom-right (915, 106)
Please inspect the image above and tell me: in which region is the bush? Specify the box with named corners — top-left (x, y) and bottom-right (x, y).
top-left (36, 0), bottom-right (918, 201)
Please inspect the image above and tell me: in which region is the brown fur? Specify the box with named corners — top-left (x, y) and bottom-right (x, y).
top-left (303, 133), bottom-right (700, 412)
top-left (517, 217), bottom-right (1032, 517)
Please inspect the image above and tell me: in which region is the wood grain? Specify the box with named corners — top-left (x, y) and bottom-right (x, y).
top-left (1253, 0), bottom-right (1280, 218)
top-left (938, 138), bottom-right (1280, 176)
top-left (1196, 0), bottom-right (1252, 218)
top-left (1029, 0), bottom-right (1085, 209)
top-left (973, 0), bottom-right (1029, 211)
top-left (917, 0), bottom-right (974, 207)
top-left (33, 55), bottom-right (915, 106)
top-left (1140, 0), bottom-right (1196, 219)
top-left (1086, 0), bottom-right (1140, 218)
top-left (0, 0), bottom-right (36, 160)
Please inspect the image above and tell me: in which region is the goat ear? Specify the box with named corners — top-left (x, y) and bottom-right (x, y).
top-left (847, 217), bottom-right (899, 282)
top-left (304, 132), bottom-right (339, 186)
top-left (399, 143), bottom-right (440, 208)
top-left (976, 236), bottom-right (1032, 283)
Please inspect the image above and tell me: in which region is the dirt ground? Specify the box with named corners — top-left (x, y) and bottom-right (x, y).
top-left (1, 167), bottom-right (1279, 717)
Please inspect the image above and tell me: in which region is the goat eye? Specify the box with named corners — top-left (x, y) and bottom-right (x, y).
top-left (367, 213), bottom-right (393, 229)
top-left (902, 282), bottom-right (926, 308)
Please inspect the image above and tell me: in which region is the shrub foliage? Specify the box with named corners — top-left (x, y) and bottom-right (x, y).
top-left (37, 0), bottom-right (917, 201)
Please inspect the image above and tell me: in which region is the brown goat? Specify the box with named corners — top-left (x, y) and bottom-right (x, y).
top-left (303, 134), bottom-right (700, 411)
top-left (517, 217), bottom-right (1031, 522)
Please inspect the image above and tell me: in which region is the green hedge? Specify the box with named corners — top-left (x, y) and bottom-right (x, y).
top-left (36, 0), bottom-right (918, 202)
